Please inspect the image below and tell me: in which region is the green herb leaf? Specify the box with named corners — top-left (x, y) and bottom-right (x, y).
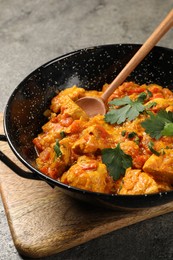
top-left (137, 92), bottom-right (147, 102)
top-left (148, 141), bottom-right (160, 156)
top-left (101, 143), bottom-right (132, 180)
top-left (105, 94), bottom-right (146, 124)
top-left (54, 140), bottom-right (62, 158)
top-left (141, 110), bottom-right (173, 139)
top-left (105, 104), bottom-right (131, 124)
top-left (109, 96), bottom-right (131, 106)
top-left (161, 122), bottom-right (173, 136)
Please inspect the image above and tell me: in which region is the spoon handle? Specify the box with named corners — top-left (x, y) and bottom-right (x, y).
top-left (101, 9), bottom-right (173, 102)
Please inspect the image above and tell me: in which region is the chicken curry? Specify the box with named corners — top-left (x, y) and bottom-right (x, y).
top-left (33, 82), bottom-right (173, 195)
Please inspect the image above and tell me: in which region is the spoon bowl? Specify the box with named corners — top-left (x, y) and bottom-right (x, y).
top-left (76, 97), bottom-right (106, 117)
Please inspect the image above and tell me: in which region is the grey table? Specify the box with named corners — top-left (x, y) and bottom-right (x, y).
top-left (0, 1), bottom-right (173, 259)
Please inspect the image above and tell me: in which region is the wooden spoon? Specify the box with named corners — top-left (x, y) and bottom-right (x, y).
top-left (76, 9), bottom-right (173, 117)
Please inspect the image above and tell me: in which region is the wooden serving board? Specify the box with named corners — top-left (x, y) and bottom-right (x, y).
top-left (1, 113), bottom-right (173, 258)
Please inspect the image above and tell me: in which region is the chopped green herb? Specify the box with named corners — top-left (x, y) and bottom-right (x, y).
top-left (148, 141), bottom-right (160, 156)
top-left (121, 130), bottom-right (126, 136)
top-left (127, 132), bottom-right (140, 145)
top-left (101, 143), bottom-right (132, 180)
top-left (134, 137), bottom-right (140, 145)
top-left (141, 110), bottom-right (173, 139)
top-left (161, 149), bottom-right (165, 155)
top-left (54, 140), bottom-right (62, 158)
top-left (145, 101), bottom-right (157, 110)
top-left (105, 93), bottom-right (146, 124)
top-left (60, 131), bottom-right (66, 138)
top-left (128, 132), bottom-right (137, 138)
top-left (146, 89), bottom-right (153, 97)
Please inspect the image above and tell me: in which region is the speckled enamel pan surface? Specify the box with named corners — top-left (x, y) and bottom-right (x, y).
top-left (3, 44), bottom-right (173, 210)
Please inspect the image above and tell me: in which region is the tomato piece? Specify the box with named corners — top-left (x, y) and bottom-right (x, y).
top-left (133, 155), bottom-right (149, 169)
top-left (60, 115), bottom-right (73, 127)
top-left (40, 166), bottom-right (48, 174)
top-left (150, 93), bottom-right (164, 99)
top-left (69, 120), bottom-right (84, 134)
top-left (39, 149), bottom-right (51, 162)
top-left (127, 86), bottom-right (146, 95)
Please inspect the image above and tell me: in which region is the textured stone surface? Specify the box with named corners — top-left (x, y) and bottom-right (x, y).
top-left (0, 0), bottom-right (173, 259)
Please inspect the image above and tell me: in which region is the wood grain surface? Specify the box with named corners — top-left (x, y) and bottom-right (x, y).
top-left (0, 113), bottom-right (173, 258)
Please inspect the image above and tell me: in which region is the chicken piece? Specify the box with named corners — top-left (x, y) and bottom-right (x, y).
top-left (72, 124), bottom-right (113, 154)
top-left (120, 141), bottom-right (140, 159)
top-left (162, 88), bottom-right (173, 99)
top-left (59, 134), bottom-right (80, 164)
top-left (60, 96), bottom-right (89, 120)
top-left (145, 98), bottom-right (173, 112)
top-left (36, 147), bottom-right (67, 179)
top-left (153, 136), bottom-right (173, 151)
top-left (34, 97), bottom-right (89, 151)
top-left (50, 85), bottom-right (85, 113)
top-left (60, 155), bottom-right (113, 193)
top-left (36, 133), bottom-right (81, 179)
top-left (143, 149), bottom-right (173, 183)
top-left (122, 115), bottom-right (146, 136)
top-left (148, 84), bottom-right (173, 99)
top-left (33, 120), bottom-right (65, 151)
top-left (118, 168), bottom-right (172, 195)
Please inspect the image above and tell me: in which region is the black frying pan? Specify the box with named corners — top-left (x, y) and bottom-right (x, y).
top-left (1, 44), bottom-right (173, 210)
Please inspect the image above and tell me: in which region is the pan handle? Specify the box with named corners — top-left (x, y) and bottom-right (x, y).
top-left (0, 150), bottom-right (41, 180)
top-left (0, 134), bottom-right (7, 141)
top-left (0, 134), bottom-right (54, 187)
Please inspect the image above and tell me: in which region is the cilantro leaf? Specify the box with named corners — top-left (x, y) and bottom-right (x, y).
top-left (101, 143), bottom-right (132, 180)
top-left (159, 109), bottom-right (173, 122)
top-left (54, 140), bottom-right (62, 158)
top-left (141, 110), bottom-right (173, 139)
top-left (105, 94), bottom-right (146, 124)
top-left (126, 102), bottom-right (144, 121)
top-left (161, 122), bottom-right (173, 136)
top-left (137, 92), bottom-right (147, 102)
top-left (145, 101), bottom-right (157, 110)
top-left (109, 96), bottom-right (131, 106)
top-left (105, 104), bottom-right (131, 124)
